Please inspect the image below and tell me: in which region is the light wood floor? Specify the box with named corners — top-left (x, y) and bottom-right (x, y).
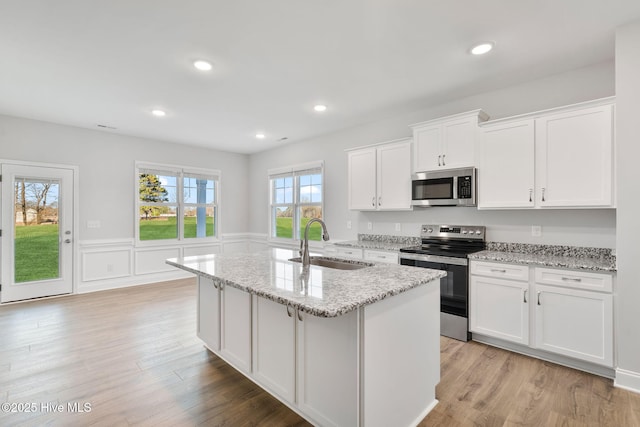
top-left (0, 279), bottom-right (638, 426)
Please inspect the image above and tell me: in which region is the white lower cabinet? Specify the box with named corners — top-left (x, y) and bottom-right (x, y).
top-left (470, 261), bottom-right (614, 368)
top-left (363, 249), bottom-right (398, 264)
top-left (252, 296), bottom-right (296, 402)
top-left (535, 284), bottom-right (613, 367)
top-left (197, 276), bottom-right (221, 351)
top-left (220, 284), bottom-right (252, 373)
top-left (297, 310), bottom-right (358, 427)
top-left (469, 275), bottom-right (529, 345)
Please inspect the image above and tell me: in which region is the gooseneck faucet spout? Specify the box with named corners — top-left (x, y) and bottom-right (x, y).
top-left (300, 218), bottom-right (330, 268)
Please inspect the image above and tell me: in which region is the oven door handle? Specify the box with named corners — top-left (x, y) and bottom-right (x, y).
top-left (399, 253), bottom-right (468, 266)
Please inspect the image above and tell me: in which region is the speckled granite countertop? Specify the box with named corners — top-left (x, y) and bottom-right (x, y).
top-left (469, 242), bottom-right (616, 272)
top-left (167, 248), bottom-right (445, 318)
top-left (333, 234), bottom-right (420, 251)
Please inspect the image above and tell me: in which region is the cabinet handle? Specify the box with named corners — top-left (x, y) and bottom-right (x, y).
top-left (561, 277), bottom-right (582, 282)
top-left (523, 289), bottom-right (528, 303)
top-left (286, 305), bottom-right (293, 318)
top-left (541, 187), bottom-right (546, 202)
top-left (297, 309), bottom-right (304, 322)
top-left (372, 197), bottom-right (376, 207)
top-left (537, 291), bottom-right (541, 306)
top-left (529, 188), bottom-right (533, 203)
top-left (213, 281), bottom-right (218, 290)
top-left (490, 268), bottom-right (507, 273)
top-left (442, 154), bottom-right (446, 166)
top-left (378, 196), bottom-right (382, 206)
top-left (438, 155), bottom-right (442, 166)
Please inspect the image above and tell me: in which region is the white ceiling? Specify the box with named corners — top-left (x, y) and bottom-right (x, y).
top-left (1, 1), bottom-right (640, 154)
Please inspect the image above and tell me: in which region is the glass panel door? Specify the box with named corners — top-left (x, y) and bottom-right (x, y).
top-left (1, 163), bottom-right (75, 303)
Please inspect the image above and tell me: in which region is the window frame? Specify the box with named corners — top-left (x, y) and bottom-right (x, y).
top-left (135, 161), bottom-right (221, 246)
top-left (268, 161), bottom-right (324, 247)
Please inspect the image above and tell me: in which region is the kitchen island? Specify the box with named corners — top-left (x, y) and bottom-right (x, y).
top-left (167, 248), bottom-right (445, 427)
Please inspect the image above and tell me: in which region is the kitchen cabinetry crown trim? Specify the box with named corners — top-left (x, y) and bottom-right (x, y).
top-left (479, 96), bottom-right (615, 127)
top-left (409, 109), bottom-right (490, 128)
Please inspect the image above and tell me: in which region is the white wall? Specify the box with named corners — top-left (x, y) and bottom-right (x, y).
top-left (0, 115), bottom-right (250, 238)
top-left (0, 115), bottom-right (251, 292)
top-left (614, 20), bottom-right (640, 392)
top-left (249, 61), bottom-right (616, 248)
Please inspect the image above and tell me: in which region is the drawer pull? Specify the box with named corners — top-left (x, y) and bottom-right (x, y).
top-left (561, 277), bottom-right (582, 282)
top-left (297, 310), bottom-right (304, 322)
top-left (286, 305), bottom-right (293, 318)
top-left (490, 269), bottom-right (507, 273)
top-left (523, 289), bottom-right (528, 303)
top-left (537, 291), bottom-right (541, 306)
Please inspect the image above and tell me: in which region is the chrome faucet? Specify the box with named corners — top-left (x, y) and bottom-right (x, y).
top-left (300, 218), bottom-right (330, 268)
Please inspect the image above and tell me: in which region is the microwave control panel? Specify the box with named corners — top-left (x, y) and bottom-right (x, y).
top-left (457, 176), bottom-right (472, 198)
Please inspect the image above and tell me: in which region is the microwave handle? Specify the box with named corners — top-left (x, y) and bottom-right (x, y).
top-left (452, 176), bottom-right (458, 199)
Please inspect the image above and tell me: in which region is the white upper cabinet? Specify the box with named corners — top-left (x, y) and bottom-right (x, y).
top-left (478, 98), bottom-right (615, 209)
top-left (411, 110), bottom-right (489, 172)
top-left (347, 139), bottom-right (412, 211)
top-left (347, 147), bottom-right (377, 210)
top-left (478, 120), bottom-right (535, 208)
top-left (536, 104), bottom-right (614, 207)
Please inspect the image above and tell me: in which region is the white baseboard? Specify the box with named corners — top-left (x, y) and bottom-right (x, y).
top-left (615, 368), bottom-right (640, 395)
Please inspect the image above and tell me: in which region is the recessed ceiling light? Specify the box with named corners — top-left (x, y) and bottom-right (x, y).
top-left (193, 60), bottom-right (213, 71)
top-left (470, 42), bottom-right (494, 55)
top-left (256, 133), bottom-right (265, 139)
top-left (151, 109), bottom-right (166, 117)
top-left (314, 104), bottom-right (327, 112)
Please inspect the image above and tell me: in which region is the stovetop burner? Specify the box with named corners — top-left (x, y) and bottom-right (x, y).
top-left (399, 224), bottom-right (486, 258)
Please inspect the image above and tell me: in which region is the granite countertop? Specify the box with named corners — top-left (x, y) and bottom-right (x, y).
top-left (167, 248), bottom-right (445, 318)
top-left (333, 234), bottom-right (420, 251)
top-left (468, 243), bottom-right (616, 272)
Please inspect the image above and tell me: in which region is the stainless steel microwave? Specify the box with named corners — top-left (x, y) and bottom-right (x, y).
top-left (411, 167), bottom-right (476, 207)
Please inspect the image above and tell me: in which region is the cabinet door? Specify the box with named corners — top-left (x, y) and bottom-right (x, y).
top-left (347, 148), bottom-right (377, 210)
top-left (413, 125), bottom-right (442, 171)
top-left (442, 116), bottom-right (477, 169)
top-left (536, 104), bottom-right (614, 207)
top-left (377, 141), bottom-right (412, 210)
top-left (220, 285), bottom-right (252, 373)
top-left (534, 284), bottom-right (613, 367)
top-left (478, 120), bottom-right (535, 208)
top-left (297, 310), bottom-right (358, 427)
top-left (252, 296), bottom-right (296, 402)
top-left (469, 275), bottom-right (529, 345)
top-left (197, 276), bottom-right (221, 351)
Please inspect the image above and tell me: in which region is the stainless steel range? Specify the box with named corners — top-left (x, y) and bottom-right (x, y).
top-left (399, 224), bottom-right (486, 341)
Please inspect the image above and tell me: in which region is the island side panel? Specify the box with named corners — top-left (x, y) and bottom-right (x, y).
top-left (362, 281), bottom-right (440, 427)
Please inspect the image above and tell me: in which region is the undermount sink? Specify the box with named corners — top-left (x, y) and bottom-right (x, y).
top-left (289, 256), bottom-right (374, 270)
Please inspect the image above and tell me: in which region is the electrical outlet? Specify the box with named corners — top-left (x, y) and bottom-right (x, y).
top-left (346, 220), bottom-right (352, 230)
top-left (367, 222), bottom-right (372, 230)
top-left (395, 223), bottom-right (401, 232)
top-left (531, 225), bottom-right (542, 237)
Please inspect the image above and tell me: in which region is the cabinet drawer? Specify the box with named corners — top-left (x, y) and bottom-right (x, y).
top-left (470, 261), bottom-right (529, 281)
top-left (363, 249), bottom-right (399, 264)
top-left (534, 268), bottom-right (613, 293)
top-left (335, 247), bottom-right (364, 260)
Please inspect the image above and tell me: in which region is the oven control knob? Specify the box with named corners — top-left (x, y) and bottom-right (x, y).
top-left (462, 230), bottom-right (468, 234)
top-left (475, 230), bottom-right (482, 235)
top-left (426, 228), bottom-right (433, 233)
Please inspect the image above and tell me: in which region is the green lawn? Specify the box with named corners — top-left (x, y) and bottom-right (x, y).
top-left (15, 225), bottom-right (59, 282)
top-left (276, 217), bottom-right (322, 241)
top-left (140, 216), bottom-right (214, 240)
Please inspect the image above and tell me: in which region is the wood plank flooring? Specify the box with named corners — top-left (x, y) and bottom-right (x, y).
top-left (0, 279), bottom-right (638, 426)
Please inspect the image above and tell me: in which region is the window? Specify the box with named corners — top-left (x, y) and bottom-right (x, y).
top-left (269, 162), bottom-right (324, 242)
top-left (137, 163), bottom-right (219, 243)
